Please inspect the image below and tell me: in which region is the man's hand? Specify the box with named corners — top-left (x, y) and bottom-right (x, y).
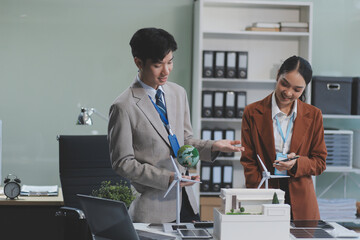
top-left (169, 173), bottom-right (200, 187)
top-left (180, 175), bottom-right (200, 187)
top-left (212, 140), bottom-right (245, 152)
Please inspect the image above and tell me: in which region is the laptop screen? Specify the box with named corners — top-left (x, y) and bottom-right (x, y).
top-left (77, 194), bottom-right (140, 240)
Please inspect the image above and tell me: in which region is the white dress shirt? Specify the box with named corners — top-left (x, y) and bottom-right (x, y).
top-left (271, 92), bottom-right (297, 154)
top-left (136, 74), bottom-right (166, 107)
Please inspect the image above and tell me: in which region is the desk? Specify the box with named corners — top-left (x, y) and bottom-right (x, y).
top-left (0, 187), bottom-right (64, 240)
top-left (134, 222), bottom-right (360, 240)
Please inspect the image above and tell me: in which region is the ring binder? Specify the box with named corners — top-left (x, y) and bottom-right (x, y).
top-left (225, 91), bottom-right (236, 118)
top-left (202, 51), bottom-right (214, 78)
top-left (236, 91), bottom-right (247, 118)
top-left (214, 51), bottom-right (226, 78)
top-left (237, 52), bottom-right (248, 79)
top-left (226, 52), bottom-right (237, 78)
top-left (213, 91), bottom-right (225, 118)
top-left (202, 91), bottom-right (214, 118)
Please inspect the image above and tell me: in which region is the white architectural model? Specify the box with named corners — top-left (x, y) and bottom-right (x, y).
top-left (213, 188), bottom-right (290, 240)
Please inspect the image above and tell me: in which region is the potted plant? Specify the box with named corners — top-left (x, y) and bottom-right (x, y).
top-left (91, 180), bottom-right (136, 208)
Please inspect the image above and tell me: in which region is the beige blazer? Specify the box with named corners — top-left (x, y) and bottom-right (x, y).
top-left (240, 94), bottom-right (327, 220)
top-left (108, 79), bottom-right (215, 223)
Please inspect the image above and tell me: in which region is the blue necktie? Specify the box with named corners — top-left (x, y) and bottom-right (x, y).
top-left (156, 89), bottom-right (167, 119)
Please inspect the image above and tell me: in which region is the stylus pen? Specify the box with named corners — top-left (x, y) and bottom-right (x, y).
top-left (275, 155), bottom-right (300, 165)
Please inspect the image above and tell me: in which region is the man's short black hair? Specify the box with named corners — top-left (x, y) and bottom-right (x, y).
top-left (129, 28), bottom-right (178, 64)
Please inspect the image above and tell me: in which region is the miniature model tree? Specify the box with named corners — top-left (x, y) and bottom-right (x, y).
top-left (272, 192), bottom-right (279, 204)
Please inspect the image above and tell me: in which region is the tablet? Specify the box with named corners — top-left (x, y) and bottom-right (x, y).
top-left (177, 229), bottom-right (212, 239)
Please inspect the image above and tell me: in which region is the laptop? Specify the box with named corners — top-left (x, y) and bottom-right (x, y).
top-left (77, 194), bottom-right (176, 240)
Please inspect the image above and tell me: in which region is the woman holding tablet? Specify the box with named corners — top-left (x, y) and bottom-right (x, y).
top-left (240, 56), bottom-right (327, 220)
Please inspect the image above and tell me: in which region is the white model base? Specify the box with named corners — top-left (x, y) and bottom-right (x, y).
top-left (213, 204), bottom-right (290, 240)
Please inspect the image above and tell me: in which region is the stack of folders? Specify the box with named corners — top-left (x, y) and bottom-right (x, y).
top-left (200, 161), bottom-right (233, 193)
top-left (202, 90), bottom-right (246, 119)
top-left (202, 128), bottom-right (236, 158)
top-left (246, 22), bottom-right (280, 32)
top-left (203, 51), bottom-right (248, 79)
top-left (280, 22), bottom-right (309, 32)
top-left (20, 185), bottom-right (59, 196)
top-left (317, 198), bottom-right (357, 220)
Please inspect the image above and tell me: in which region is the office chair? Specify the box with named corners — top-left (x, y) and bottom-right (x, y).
top-left (56, 135), bottom-right (129, 240)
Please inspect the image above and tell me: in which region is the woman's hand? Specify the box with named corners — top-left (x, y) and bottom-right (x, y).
top-left (273, 152), bottom-right (298, 171)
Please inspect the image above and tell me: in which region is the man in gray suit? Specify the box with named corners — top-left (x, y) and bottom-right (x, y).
top-left (108, 28), bottom-right (244, 223)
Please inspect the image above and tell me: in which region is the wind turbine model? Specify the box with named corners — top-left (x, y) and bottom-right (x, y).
top-left (163, 155), bottom-right (201, 232)
top-left (257, 154), bottom-right (289, 189)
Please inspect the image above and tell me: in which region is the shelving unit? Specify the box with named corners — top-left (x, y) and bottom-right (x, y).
top-left (191, 0), bottom-right (313, 211)
top-left (318, 115), bottom-right (360, 201)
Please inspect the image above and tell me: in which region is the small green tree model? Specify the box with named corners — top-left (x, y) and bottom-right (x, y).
top-left (92, 181), bottom-right (136, 208)
top-left (272, 192), bottom-right (279, 204)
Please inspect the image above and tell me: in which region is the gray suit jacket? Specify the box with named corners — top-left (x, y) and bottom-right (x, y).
top-left (108, 79), bottom-right (216, 223)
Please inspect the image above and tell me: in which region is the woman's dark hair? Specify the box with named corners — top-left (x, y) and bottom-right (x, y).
top-left (129, 28), bottom-right (178, 65)
top-left (277, 55), bottom-right (312, 102)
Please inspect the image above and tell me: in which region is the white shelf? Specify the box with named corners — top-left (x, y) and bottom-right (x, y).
top-left (323, 114), bottom-right (360, 119)
top-left (203, 78), bottom-right (276, 83)
top-left (325, 167), bottom-right (360, 174)
top-left (204, 30), bottom-right (310, 38)
top-left (201, 118), bottom-right (242, 123)
top-left (216, 157), bottom-right (240, 161)
top-left (200, 192), bottom-right (221, 196)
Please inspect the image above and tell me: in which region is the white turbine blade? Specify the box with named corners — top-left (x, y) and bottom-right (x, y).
top-left (179, 177), bottom-right (201, 183)
top-left (164, 180), bottom-right (177, 198)
top-left (257, 154), bottom-right (268, 172)
top-left (257, 177), bottom-right (266, 189)
top-left (170, 155), bottom-right (181, 177)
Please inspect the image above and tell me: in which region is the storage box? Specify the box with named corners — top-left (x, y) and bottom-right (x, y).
top-left (312, 76), bottom-right (353, 115)
top-left (200, 196), bottom-right (222, 221)
top-left (324, 130), bottom-right (353, 169)
top-left (352, 77), bottom-right (360, 115)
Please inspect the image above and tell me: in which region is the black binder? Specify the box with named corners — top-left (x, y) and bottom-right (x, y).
top-left (214, 51), bottom-right (226, 78)
top-left (237, 51), bottom-right (248, 79)
top-left (352, 77), bottom-right (360, 115)
top-left (221, 165), bottom-right (233, 189)
top-left (222, 129), bottom-right (235, 157)
top-left (201, 129), bottom-right (212, 141)
top-left (226, 52), bottom-right (237, 78)
top-left (236, 91), bottom-right (247, 118)
top-left (201, 91), bottom-right (213, 118)
top-left (211, 165), bottom-right (222, 192)
top-left (213, 91), bottom-right (225, 118)
top-left (202, 51), bottom-right (214, 78)
top-left (225, 91), bottom-right (236, 118)
top-left (213, 129), bottom-right (223, 141)
top-left (200, 162), bottom-right (212, 192)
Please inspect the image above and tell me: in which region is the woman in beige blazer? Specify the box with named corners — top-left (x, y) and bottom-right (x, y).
top-left (108, 28), bottom-right (243, 223)
top-left (240, 56), bottom-right (327, 220)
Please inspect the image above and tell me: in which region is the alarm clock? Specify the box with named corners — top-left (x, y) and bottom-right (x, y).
top-left (3, 174), bottom-right (21, 199)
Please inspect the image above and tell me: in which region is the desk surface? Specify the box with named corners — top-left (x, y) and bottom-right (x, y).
top-left (0, 187), bottom-right (64, 206)
top-left (134, 222), bottom-right (360, 240)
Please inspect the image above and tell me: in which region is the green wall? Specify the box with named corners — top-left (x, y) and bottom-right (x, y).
top-left (1, 0), bottom-right (360, 200)
top-left (0, 0), bottom-right (194, 185)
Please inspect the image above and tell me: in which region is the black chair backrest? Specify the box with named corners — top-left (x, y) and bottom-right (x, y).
top-left (58, 135), bottom-right (128, 209)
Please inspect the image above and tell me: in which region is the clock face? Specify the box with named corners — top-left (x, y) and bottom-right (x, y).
top-left (4, 182), bottom-right (21, 199)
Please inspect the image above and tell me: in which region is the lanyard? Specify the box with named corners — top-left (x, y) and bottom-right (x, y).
top-left (148, 96), bottom-right (174, 136)
top-left (275, 114), bottom-right (294, 153)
